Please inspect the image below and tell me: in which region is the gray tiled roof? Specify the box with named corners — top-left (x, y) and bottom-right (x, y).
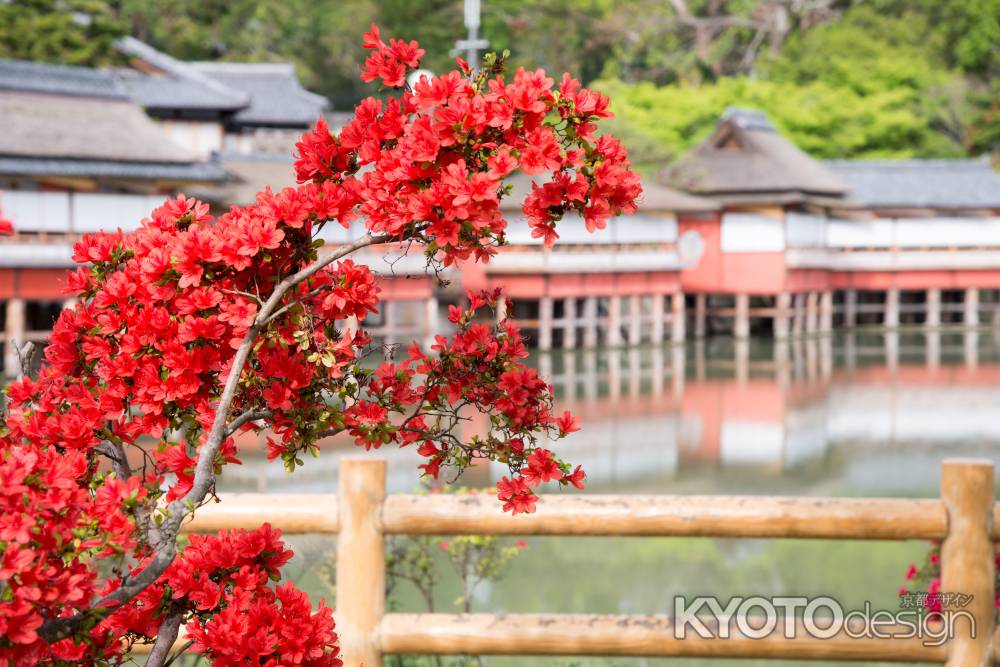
top-left (825, 159), bottom-right (1000, 209)
top-left (0, 156), bottom-right (228, 181)
top-left (0, 59), bottom-right (127, 99)
top-left (115, 68), bottom-right (248, 111)
top-left (115, 37), bottom-right (248, 111)
top-left (115, 38), bottom-right (328, 125)
top-left (190, 62), bottom-right (329, 127)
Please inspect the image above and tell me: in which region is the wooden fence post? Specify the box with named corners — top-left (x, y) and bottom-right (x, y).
top-left (337, 458), bottom-right (387, 667)
top-left (940, 458), bottom-right (995, 667)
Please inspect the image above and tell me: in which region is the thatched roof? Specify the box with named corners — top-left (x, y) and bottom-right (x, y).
top-left (639, 179), bottom-right (720, 212)
top-left (0, 90), bottom-right (199, 163)
top-left (667, 108), bottom-right (848, 201)
top-left (826, 159), bottom-right (1000, 210)
top-left (0, 70), bottom-right (228, 183)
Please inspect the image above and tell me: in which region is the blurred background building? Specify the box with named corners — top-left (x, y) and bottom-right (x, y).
top-left (1, 16), bottom-right (1000, 374)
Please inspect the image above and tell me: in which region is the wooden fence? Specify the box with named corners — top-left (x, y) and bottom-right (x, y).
top-left (170, 457), bottom-right (999, 665)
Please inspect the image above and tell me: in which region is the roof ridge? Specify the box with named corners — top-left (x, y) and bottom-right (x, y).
top-left (191, 61), bottom-right (329, 108)
top-left (721, 106), bottom-right (776, 132)
top-left (114, 37), bottom-right (249, 106)
top-left (0, 58), bottom-right (128, 99)
top-left (191, 61), bottom-right (296, 73)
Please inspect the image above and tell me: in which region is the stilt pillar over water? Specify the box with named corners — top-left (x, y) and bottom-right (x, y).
top-left (926, 288), bottom-right (941, 329)
top-left (694, 294), bottom-right (707, 338)
top-left (495, 295), bottom-right (508, 324)
top-left (885, 288), bottom-right (900, 329)
top-left (582, 296), bottom-right (598, 348)
top-left (734, 293), bottom-right (750, 339)
top-left (671, 344), bottom-right (685, 398)
top-left (423, 296), bottom-right (439, 349)
top-left (563, 297), bottom-right (577, 349)
top-left (607, 295), bottom-right (622, 347)
top-left (926, 330), bottom-right (940, 371)
top-left (538, 296), bottom-right (553, 351)
top-left (650, 294), bottom-right (665, 344)
top-left (843, 289), bottom-right (858, 328)
top-left (819, 291), bottom-right (833, 333)
top-left (4, 298), bottom-right (25, 377)
top-left (671, 292), bottom-right (685, 344)
top-left (774, 292), bottom-right (791, 340)
top-left (965, 330), bottom-right (978, 370)
top-left (820, 336), bottom-right (833, 380)
top-left (628, 295), bottom-right (642, 345)
top-left (805, 292), bottom-right (818, 334)
top-left (964, 288), bottom-right (980, 327)
top-left (383, 300), bottom-right (398, 345)
top-left (735, 338), bottom-right (749, 384)
top-left (792, 293), bottom-right (805, 336)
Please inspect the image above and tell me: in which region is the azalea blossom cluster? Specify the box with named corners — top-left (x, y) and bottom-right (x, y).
top-left (0, 25), bottom-right (639, 666)
top-left (899, 544), bottom-right (1000, 617)
top-left (102, 524), bottom-right (340, 666)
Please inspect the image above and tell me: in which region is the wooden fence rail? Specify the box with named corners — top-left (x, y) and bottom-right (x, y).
top-left (160, 457), bottom-right (999, 665)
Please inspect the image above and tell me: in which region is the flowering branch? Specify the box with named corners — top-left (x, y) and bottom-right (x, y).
top-left (2, 24), bottom-right (639, 666)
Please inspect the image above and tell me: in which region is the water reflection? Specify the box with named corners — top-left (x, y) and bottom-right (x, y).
top-left (246, 332), bottom-right (1000, 667)
top-left (220, 329), bottom-right (1000, 499)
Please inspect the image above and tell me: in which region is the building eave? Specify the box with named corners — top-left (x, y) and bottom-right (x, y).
top-left (0, 156), bottom-right (230, 183)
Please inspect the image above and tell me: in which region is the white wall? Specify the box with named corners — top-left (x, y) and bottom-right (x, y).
top-left (784, 212), bottom-right (826, 248)
top-left (822, 216), bottom-right (1000, 249)
top-left (158, 119), bottom-right (223, 159)
top-left (1, 191), bottom-right (165, 233)
top-left (1, 191), bottom-right (71, 232)
top-left (502, 213), bottom-right (677, 246)
top-left (72, 194), bottom-right (165, 233)
top-left (825, 218), bottom-right (895, 248)
top-left (720, 213), bottom-right (785, 252)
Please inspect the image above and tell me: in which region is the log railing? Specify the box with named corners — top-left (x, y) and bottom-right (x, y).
top-left (170, 457), bottom-right (998, 665)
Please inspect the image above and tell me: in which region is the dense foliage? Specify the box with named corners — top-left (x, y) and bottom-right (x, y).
top-left (0, 26), bottom-right (637, 666)
top-left (1, 0), bottom-right (997, 160)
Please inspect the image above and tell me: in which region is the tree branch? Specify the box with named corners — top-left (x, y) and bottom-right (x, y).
top-left (39, 232), bottom-right (385, 644)
top-left (145, 612), bottom-right (184, 667)
top-left (15, 340), bottom-right (36, 379)
top-left (224, 409), bottom-right (273, 438)
top-left (95, 441), bottom-right (131, 480)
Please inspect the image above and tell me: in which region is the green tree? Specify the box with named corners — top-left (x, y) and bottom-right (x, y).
top-left (597, 76), bottom-right (965, 170)
top-left (0, 0), bottom-right (125, 66)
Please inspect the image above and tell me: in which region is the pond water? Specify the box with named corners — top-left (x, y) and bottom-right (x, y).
top-left (217, 329), bottom-right (1000, 666)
